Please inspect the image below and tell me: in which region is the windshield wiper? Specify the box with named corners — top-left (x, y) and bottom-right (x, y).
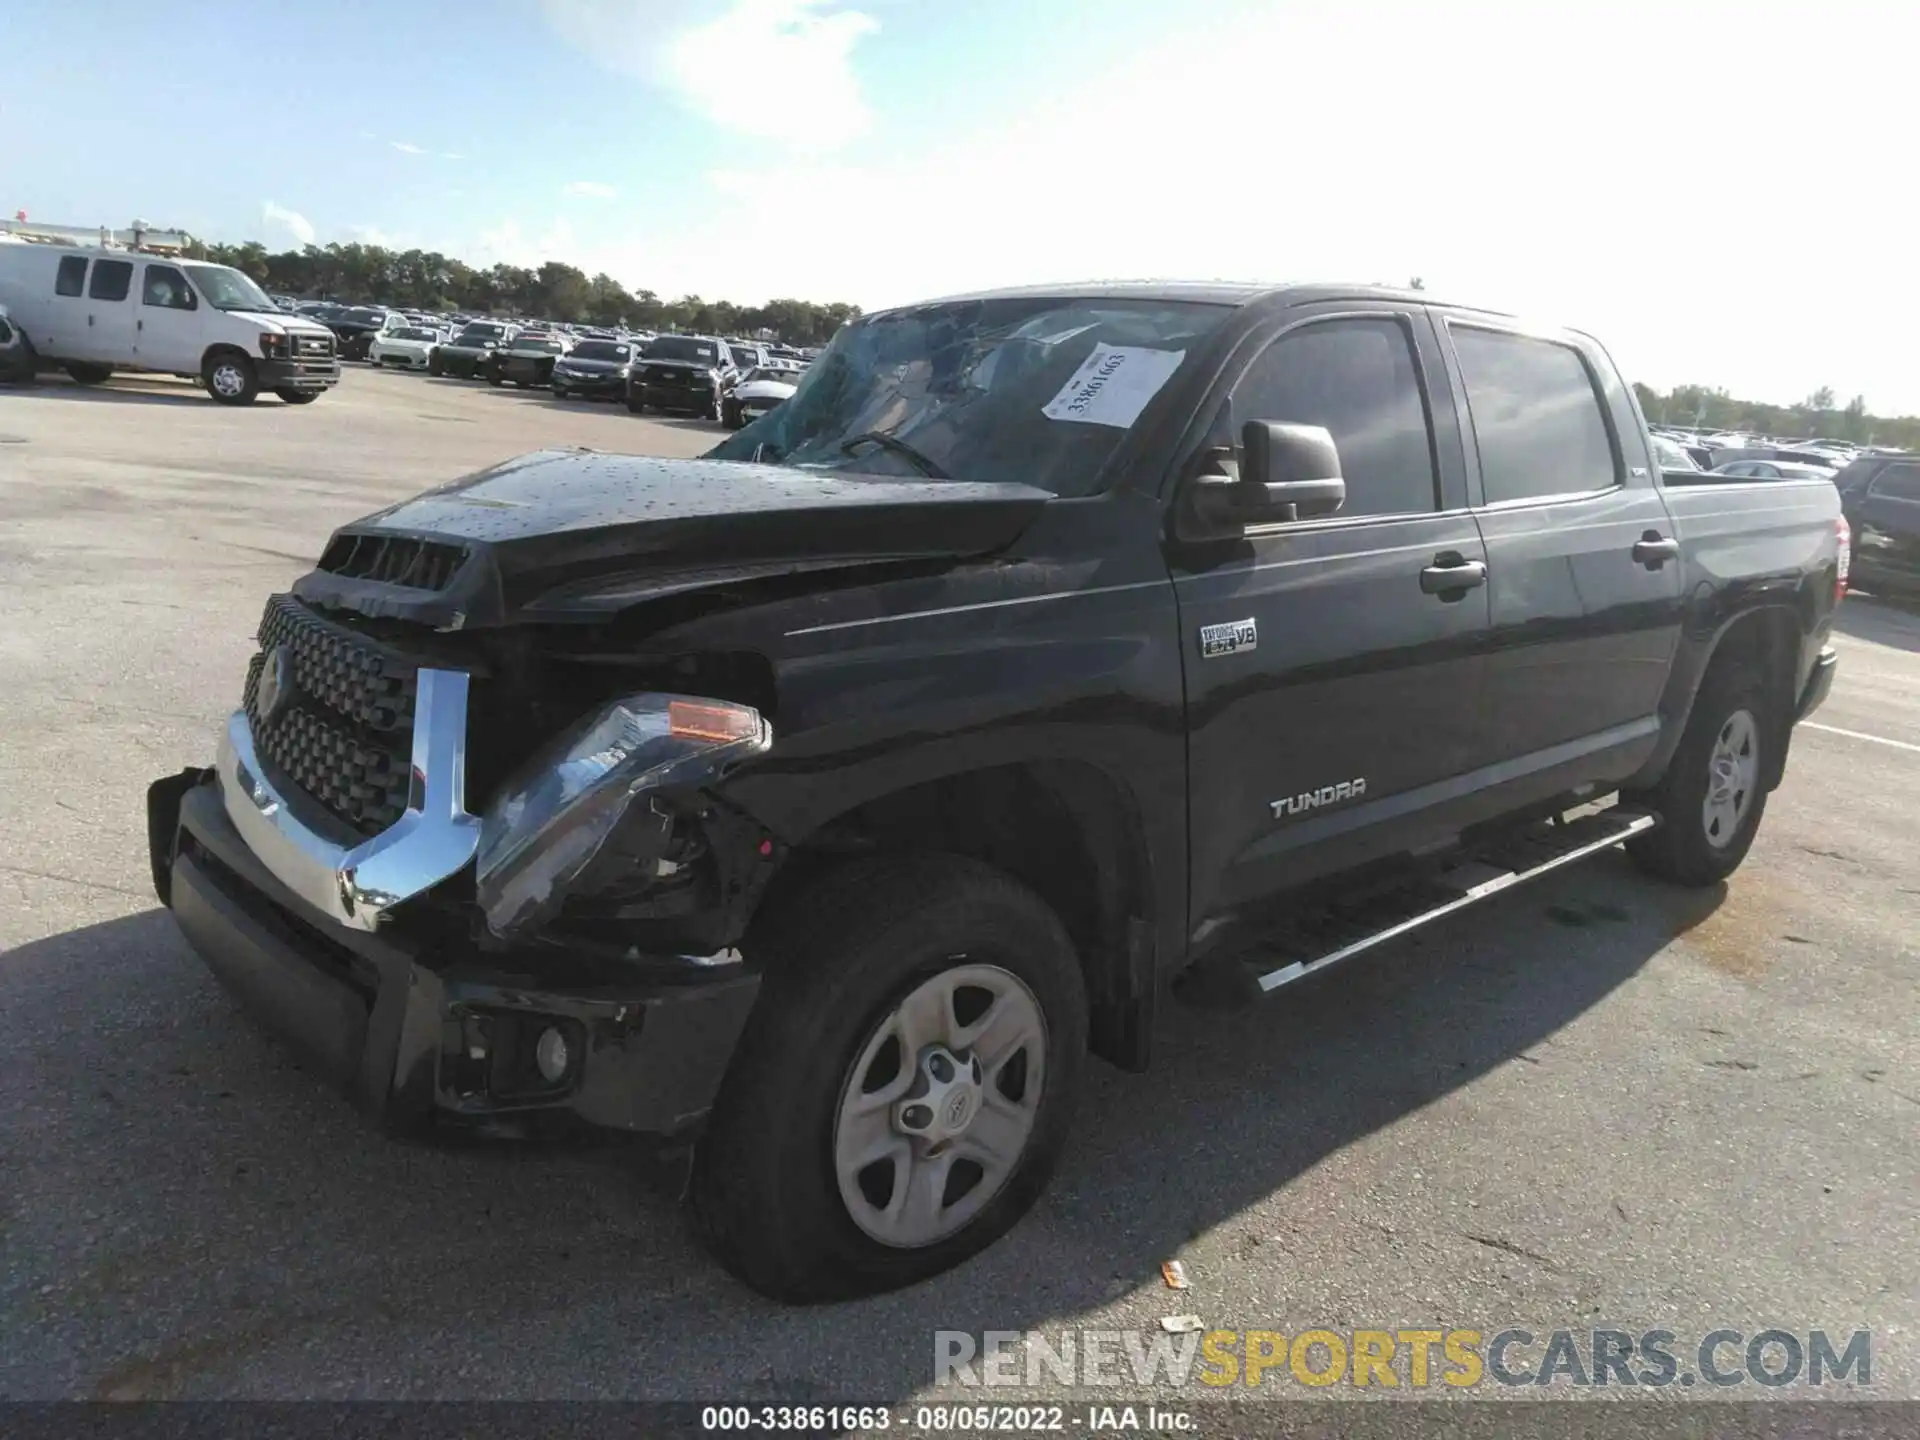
top-left (838, 430), bottom-right (950, 479)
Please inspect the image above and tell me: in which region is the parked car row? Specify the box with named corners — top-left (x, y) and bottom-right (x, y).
top-left (0, 229), bottom-right (820, 423)
top-left (345, 314), bottom-right (810, 428)
top-left (1647, 424), bottom-right (1873, 476)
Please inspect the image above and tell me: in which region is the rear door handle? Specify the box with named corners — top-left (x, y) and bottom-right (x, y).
top-left (1633, 533), bottom-right (1681, 568)
top-left (1419, 557), bottom-right (1488, 595)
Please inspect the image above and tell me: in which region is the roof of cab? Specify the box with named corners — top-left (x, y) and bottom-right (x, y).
top-left (880, 279), bottom-right (1481, 314)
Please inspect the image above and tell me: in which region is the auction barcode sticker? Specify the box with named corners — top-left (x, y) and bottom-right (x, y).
top-left (1041, 344), bottom-right (1186, 428)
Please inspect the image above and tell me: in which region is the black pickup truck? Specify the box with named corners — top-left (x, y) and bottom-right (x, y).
top-left (148, 282), bottom-right (1845, 1303)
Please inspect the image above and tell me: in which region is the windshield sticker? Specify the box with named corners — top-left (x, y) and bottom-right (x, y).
top-left (1041, 344), bottom-right (1185, 428)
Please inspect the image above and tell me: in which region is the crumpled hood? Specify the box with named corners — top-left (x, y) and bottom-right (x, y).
top-left (291, 449), bottom-right (1051, 628)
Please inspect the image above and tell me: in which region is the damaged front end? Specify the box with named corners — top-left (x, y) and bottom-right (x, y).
top-left (147, 587), bottom-right (790, 1139)
top-left (148, 447), bottom-right (1050, 1136)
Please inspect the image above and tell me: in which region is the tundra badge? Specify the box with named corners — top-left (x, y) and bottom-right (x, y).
top-left (1271, 779), bottom-right (1367, 818)
top-left (1199, 617), bottom-right (1258, 658)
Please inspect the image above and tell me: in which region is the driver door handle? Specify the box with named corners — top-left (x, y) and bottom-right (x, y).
top-left (1420, 556), bottom-right (1488, 595)
top-left (1633, 532), bottom-right (1681, 569)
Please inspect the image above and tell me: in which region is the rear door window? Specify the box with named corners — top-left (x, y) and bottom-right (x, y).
top-left (88, 259), bottom-right (134, 302)
top-left (55, 256), bottom-right (88, 297)
top-left (1450, 326), bottom-right (1620, 504)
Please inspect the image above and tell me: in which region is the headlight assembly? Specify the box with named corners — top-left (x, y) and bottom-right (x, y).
top-left (474, 694), bottom-right (771, 940)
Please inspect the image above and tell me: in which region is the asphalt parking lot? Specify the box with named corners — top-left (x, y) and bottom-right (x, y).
top-left (1, 367), bottom-right (1916, 1405)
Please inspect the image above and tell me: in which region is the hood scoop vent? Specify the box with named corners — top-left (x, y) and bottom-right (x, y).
top-left (317, 534), bottom-right (469, 592)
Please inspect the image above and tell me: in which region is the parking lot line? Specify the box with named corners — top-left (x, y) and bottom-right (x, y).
top-left (1802, 721), bottom-right (1920, 754)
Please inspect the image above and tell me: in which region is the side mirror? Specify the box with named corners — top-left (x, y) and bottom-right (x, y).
top-left (1182, 422), bottom-right (1347, 535)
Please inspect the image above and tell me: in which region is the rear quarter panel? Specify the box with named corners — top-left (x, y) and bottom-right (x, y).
top-left (1633, 477), bottom-right (1841, 783)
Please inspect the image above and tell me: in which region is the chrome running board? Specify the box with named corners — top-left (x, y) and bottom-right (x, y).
top-left (1243, 807), bottom-right (1658, 995)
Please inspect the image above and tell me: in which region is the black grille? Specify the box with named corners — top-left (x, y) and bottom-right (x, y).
top-left (646, 365), bottom-right (701, 386)
top-left (317, 533), bottom-right (467, 593)
top-left (243, 595), bottom-right (424, 835)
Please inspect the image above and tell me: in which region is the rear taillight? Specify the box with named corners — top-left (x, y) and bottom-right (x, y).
top-left (1835, 515), bottom-right (1851, 603)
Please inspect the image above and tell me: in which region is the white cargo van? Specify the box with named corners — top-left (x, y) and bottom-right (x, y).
top-left (0, 225), bottom-right (340, 405)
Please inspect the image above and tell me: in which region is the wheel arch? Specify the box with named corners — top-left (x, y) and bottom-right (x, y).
top-left (200, 341), bottom-right (253, 372)
top-left (749, 756), bottom-right (1161, 1070)
top-left (1632, 602), bottom-right (1803, 793)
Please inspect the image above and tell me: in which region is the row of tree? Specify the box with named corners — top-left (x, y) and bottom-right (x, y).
top-left (182, 238), bottom-right (863, 345)
top-left (1630, 382), bottom-right (1919, 451)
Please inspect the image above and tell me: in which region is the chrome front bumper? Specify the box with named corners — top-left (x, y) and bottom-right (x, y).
top-left (216, 667), bottom-right (481, 930)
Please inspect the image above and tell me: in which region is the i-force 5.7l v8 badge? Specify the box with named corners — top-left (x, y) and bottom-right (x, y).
top-left (1199, 617), bottom-right (1258, 658)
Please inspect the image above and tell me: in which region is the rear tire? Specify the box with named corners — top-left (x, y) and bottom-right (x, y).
top-left (66, 362), bottom-right (112, 385)
top-left (690, 856), bottom-right (1088, 1303)
top-left (1625, 663), bottom-right (1775, 886)
top-left (488, 371), bottom-right (504, 387)
top-left (626, 390), bottom-right (645, 415)
top-left (427, 351), bottom-right (444, 377)
top-left (275, 388), bottom-right (321, 405)
top-left (202, 351), bottom-right (259, 406)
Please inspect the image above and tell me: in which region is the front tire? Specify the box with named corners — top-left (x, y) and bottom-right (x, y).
top-left (66, 362), bottom-right (112, 385)
top-left (691, 856), bottom-right (1088, 1302)
top-left (203, 351), bottom-right (259, 406)
top-left (1625, 663), bottom-right (1775, 886)
top-left (1, 331), bottom-right (37, 385)
top-left (275, 388), bottom-right (321, 405)
top-left (626, 389), bottom-right (646, 415)
top-left (428, 351), bottom-right (444, 377)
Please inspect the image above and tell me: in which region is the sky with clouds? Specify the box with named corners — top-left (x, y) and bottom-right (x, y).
top-left (2, 0), bottom-right (1915, 410)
